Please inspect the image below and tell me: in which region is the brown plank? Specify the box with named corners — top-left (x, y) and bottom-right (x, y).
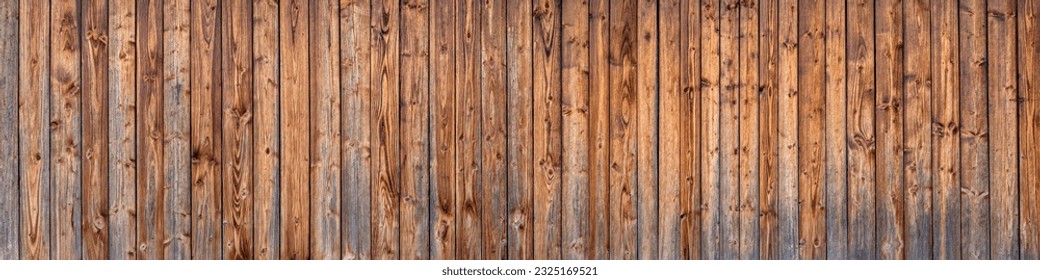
top-left (699, 0), bottom-right (722, 260)
top-left (1020, 0), bottom-right (1040, 260)
top-left (280, 0), bottom-right (311, 260)
top-left (254, 0), bottom-right (281, 260)
top-left (82, 0), bottom-right (109, 260)
top-left (189, 0), bottom-right (222, 260)
top-left (758, 0), bottom-right (778, 260)
top-left (19, 0), bottom-right (49, 260)
top-left (824, 0), bottom-right (848, 260)
top-left (136, 0), bottom-right (166, 260)
top-left (223, 0), bottom-right (256, 260)
top-left (50, 0), bottom-right (83, 260)
top-left (533, 0), bottom-right (562, 260)
top-left (610, 0), bottom-right (637, 260)
top-left (308, 0), bottom-right (339, 260)
top-left (959, 0), bottom-right (989, 260)
top-left (796, 0), bottom-right (825, 260)
top-left (659, 0), bottom-right (681, 260)
top-left (847, 0), bottom-right (876, 260)
top-left (341, 0), bottom-right (371, 260)
top-left (108, 0), bottom-right (137, 260)
top-left (588, 0), bottom-right (611, 261)
top-left (875, 0), bottom-right (905, 260)
top-left (481, 0), bottom-right (507, 260)
top-left (562, 0), bottom-right (589, 260)
top-left (162, 0), bottom-right (191, 260)
top-left (0, 0), bottom-right (17, 260)
top-left (401, 0), bottom-right (430, 260)
top-left (931, 0), bottom-right (961, 260)
top-left (455, 0), bottom-right (481, 260)
top-left (506, 0), bottom-right (534, 260)
top-left (636, 0), bottom-right (659, 260)
top-left (718, 0), bottom-right (739, 260)
top-left (430, 0), bottom-right (455, 260)
top-left (680, 0), bottom-right (702, 260)
top-left (776, 0), bottom-right (798, 260)
top-left (738, 0), bottom-right (760, 260)
top-left (988, 0), bottom-right (1019, 260)
top-left (904, 0), bottom-right (932, 260)
top-left (371, 0), bottom-right (400, 260)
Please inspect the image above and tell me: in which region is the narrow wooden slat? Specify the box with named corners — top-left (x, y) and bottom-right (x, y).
top-left (341, 0), bottom-right (371, 260)
top-left (610, 0), bottom-right (637, 260)
top-left (401, 0), bottom-right (430, 260)
top-left (480, 0), bottom-right (507, 260)
top-left (162, 0), bottom-right (191, 260)
top-left (758, 0), bottom-right (778, 260)
top-left (371, 0), bottom-right (400, 260)
top-left (931, 0), bottom-right (960, 260)
top-left (429, 0), bottom-right (455, 260)
top-left (1019, 0), bottom-right (1040, 260)
top-left (875, 0), bottom-right (905, 260)
top-left (308, 0), bottom-right (339, 260)
top-left (18, 0), bottom-right (50, 260)
top-left (680, 0), bottom-right (702, 260)
top-left (959, 0), bottom-right (990, 260)
top-left (636, 0), bottom-right (659, 260)
top-left (699, 0), bottom-right (722, 260)
top-left (279, 0), bottom-right (310, 260)
top-left (904, 0), bottom-right (933, 260)
top-left (847, 0), bottom-right (876, 260)
top-left (737, 0), bottom-right (760, 260)
top-left (136, 0), bottom-right (166, 260)
top-left (587, 0), bottom-right (610, 261)
top-left (718, 0), bottom-right (739, 260)
top-left (254, 0), bottom-right (280, 260)
top-left (824, 0), bottom-right (848, 260)
top-left (0, 0), bottom-right (17, 260)
top-left (82, 0), bottom-right (110, 260)
top-left (988, 0), bottom-right (1019, 260)
top-left (796, 0), bottom-right (825, 260)
top-left (561, 0), bottom-right (589, 260)
top-left (47, 0), bottom-right (83, 260)
top-left (776, 0), bottom-right (798, 260)
top-left (533, 0), bottom-right (562, 260)
top-left (658, 0), bottom-right (681, 260)
top-left (506, 0), bottom-right (534, 260)
top-left (189, 0), bottom-right (222, 260)
top-left (222, 0), bottom-right (256, 260)
top-left (455, 0), bottom-right (481, 260)
top-left (108, 0), bottom-right (137, 260)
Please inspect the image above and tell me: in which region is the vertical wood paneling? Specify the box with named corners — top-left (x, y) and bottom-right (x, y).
top-left (931, 0), bottom-right (961, 260)
top-left (904, 0), bottom-right (933, 260)
top-left (658, 0), bottom-right (681, 260)
top-left (776, 0), bottom-right (798, 260)
top-left (308, 0), bottom-right (339, 260)
top-left (162, 0), bottom-right (191, 260)
top-left (50, 0), bottom-right (83, 260)
top-left (341, 0), bottom-right (371, 260)
top-left (610, 0), bottom-right (637, 260)
top-left (699, 0), bottom-right (721, 260)
top-left (1019, 0), bottom-right (1040, 260)
top-left (959, 0), bottom-right (990, 260)
top-left (824, 0), bottom-right (848, 260)
top-left (875, 0), bottom-right (905, 260)
top-left (796, 0), bottom-right (824, 260)
top-left (371, 0), bottom-right (400, 260)
top-left (252, 0), bottom-right (280, 261)
top-left (506, 0), bottom-right (534, 260)
top-left (737, 0), bottom-right (760, 261)
top-left (0, 0), bottom-right (17, 260)
top-left (587, 0), bottom-right (610, 261)
top-left (82, 0), bottom-right (110, 260)
top-left (280, 0), bottom-right (311, 260)
top-left (18, 0), bottom-right (50, 260)
top-left (562, 0), bottom-right (589, 261)
top-left (718, 0), bottom-right (739, 260)
top-left (480, 0), bottom-right (507, 260)
top-left (223, 0), bottom-right (256, 260)
top-left (758, 0), bottom-right (778, 261)
top-left (635, 0), bottom-right (658, 260)
top-left (680, 0), bottom-right (702, 260)
top-left (988, 0), bottom-right (1018, 260)
top-left (429, 0), bottom-right (455, 261)
top-left (456, 0), bottom-right (481, 260)
top-left (401, 0), bottom-right (430, 261)
top-left (533, 0), bottom-right (562, 260)
top-left (847, 0), bottom-right (876, 260)
top-left (190, 0), bottom-right (222, 260)
top-left (136, 0), bottom-right (165, 260)
top-left (108, 0), bottom-right (137, 260)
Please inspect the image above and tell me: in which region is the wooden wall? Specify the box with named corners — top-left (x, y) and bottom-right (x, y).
top-left (0, 0), bottom-right (1038, 260)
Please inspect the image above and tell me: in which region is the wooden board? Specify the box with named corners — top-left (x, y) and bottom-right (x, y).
top-left (758, 0), bottom-right (778, 260)
top-left (847, 0), bottom-right (876, 260)
top-left (824, 0), bottom-right (848, 260)
top-left (636, 0), bottom-right (659, 260)
top-left (481, 0), bottom-right (507, 260)
top-left (108, 0), bottom-right (137, 260)
top-left (658, 0), bottom-right (681, 261)
top-left (189, 0), bottom-right (222, 260)
top-left (0, 0), bottom-right (17, 260)
top-left (223, 0), bottom-right (255, 260)
top-left (988, 0), bottom-right (1019, 260)
top-left (82, 0), bottom-right (109, 260)
top-left (341, 0), bottom-right (372, 261)
top-left (136, 0), bottom-right (165, 260)
top-left (506, 0), bottom-right (534, 260)
top-left (533, 0), bottom-right (562, 260)
top-left (253, 0), bottom-right (280, 261)
top-left (401, 0), bottom-right (430, 261)
top-left (280, 0), bottom-right (311, 260)
top-left (19, 0), bottom-right (50, 260)
top-left (932, 0), bottom-right (961, 260)
top-left (610, 0), bottom-right (637, 260)
top-left (371, 0), bottom-right (400, 260)
top-left (162, 0), bottom-right (191, 260)
top-left (456, 0), bottom-right (481, 260)
top-left (904, 0), bottom-right (932, 260)
top-left (875, 0), bottom-right (905, 260)
top-left (718, 0), bottom-right (739, 260)
top-left (308, 0), bottom-right (338, 260)
top-left (1019, 0), bottom-right (1040, 260)
top-left (562, 0), bottom-right (589, 260)
top-left (50, 0), bottom-right (83, 260)
top-left (776, 0), bottom-right (798, 260)
top-left (959, 0), bottom-right (990, 260)
top-left (587, 0), bottom-right (610, 261)
top-left (680, 0), bottom-right (702, 260)
top-left (738, 0), bottom-right (760, 260)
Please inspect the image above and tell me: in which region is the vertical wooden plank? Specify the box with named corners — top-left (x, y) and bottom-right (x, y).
top-left (988, 0), bottom-right (1019, 260)
top-left (480, 0), bottom-right (507, 260)
top-left (959, 0), bottom-right (990, 260)
top-left (223, 0), bottom-right (256, 260)
top-left (136, 0), bottom-right (166, 260)
top-left (636, 0), bottom-right (658, 260)
top-left (758, 0), bottom-right (778, 260)
top-left (610, 0), bottom-right (637, 260)
top-left (904, 0), bottom-right (933, 260)
top-left (401, 0), bottom-right (430, 260)
top-left (456, 0), bottom-right (481, 260)
top-left (931, 0), bottom-right (960, 260)
top-left (1019, 0), bottom-right (1040, 260)
top-left (429, 0), bottom-right (455, 260)
top-left (680, 0), bottom-right (702, 260)
top-left (533, 0), bottom-right (562, 260)
top-left (738, 0), bottom-right (760, 260)
top-left (371, 0), bottom-right (400, 260)
top-left (50, 0), bottom-right (83, 260)
top-left (82, 0), bottom-right (110, 260)
top-left (0, 0), bottom-right (17, 260)
top-left (824, 0), bottom-right (848, 260)
top-left (847, 0), bottom-right (876, 260)
top-left (190, 0), bottom-right (222, 260)
top-left (308, 0), bottom-right (339, 260)
top-left (659, 0), bottom-right (681, 260)
top-left (19, 0), bottom-right (49, 260)
top-left (699, 0), bottom-right (721, 260)
top-left (561, 0), bottom-right (589, 260)
top-left (796, 0), bottom-right (824, 260)
top-left (506, 0), bottom-right (534, 260)
top-left (875, 0), bottom-right (905, 260)
top-left (163, 0), bottom-right (192, 260)
top-left (776, 0), bottom-right (798, 260)
top-left (718, 0), bottom-right (739, 260)
top-left (587, 0), bottom-right (610, 261)
top-left (254, 0), bottom-right (281, 261)
top-left (280, 0), bottom-right (310, 260)
top-left (108, 0), bottom-right (137, 260)
top-left (341, 0), bottom-right (371, 260)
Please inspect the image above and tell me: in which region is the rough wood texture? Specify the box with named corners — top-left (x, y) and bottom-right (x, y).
top-left (400, 0), bottom-right (430, 261)
top-left (0, 0), bottom-right (18, 260)
top-left (341, 0), bottom-right (371, 261)
top-left (847, 0), bottom-right (876, 260)
top-left (875, 0), bottom-right (905, 260)
top-left (308, 0), bottom-right (338, 260)
top-left (82, 0), bottom-right (109, 260)
top-left (429, 0), bottom-right (455, 261)
top-left (562, 0), bottom-right (589, 261)
top-left (279, 0), bottom-right (310, 260)
top-left (611, 0), bottom-right (637, 260)
top-left (824, 0), bottom-right (848, 260)
top-left (904, 0), bottom-right (932, 260)
top-left (481, 0), bottom-right (507, 261)
top-left (1020, 0), bottom-right (1040, 260)
top-left (506, 0), bottom-right (534, 261)
top-left (371, 0), bottom-right (400, 260)
top-left (533, 0), bottom-right (562, 260)
top-left (162, 0), bottom-right (191, 260)
top-left (50, 0), bottom-right (83, 260)
top-left (19, 0), bottom-right (50, 260)
top-left (190, 0), bottom-right (222, 260)
top-left (932, 0), bottom-right (961, 260)
top-left (108, 0), bottom-right (137, 260)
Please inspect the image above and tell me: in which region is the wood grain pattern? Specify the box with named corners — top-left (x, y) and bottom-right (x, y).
top-left (190, 0), bottom-right (222, 260)
top-left (737, 0), bottom-right (759, 260)
top-left (341, 0), bottom-right (371, 261)
top-left (401, 0), bottom-right (430, 261)
top-left (932, 0), bottom-right (961, 260)
top-left (0, 0), bottom-right (17, 260)
top-left (797, 0), bottom-right (824, 260)
top-left (223, 0), bottom-right (255, 260)
top-left (481, 0), bottom-right (507, 260)
top-left (108, 0), bottom-right (137, 260)
top-left (776, 0), bottom-right (798, 260)
top-left (135, 0), bottom-right (166, 260)
top-left (611, 0), bottom-right (637, 260)
top-left (988, 0), bottom-right (1018, 260)
top-left (19, 0), bottom-right (50, 260)
top-left (847, 0), bottom-right (876, 260)
top-left (959, 0), bottom-right (989, 260)
top-left (561, 0), bottom-right (589, 260)
top-left (533, 0), bottom-right (562, 260)
top-left (82, 0), bottom-right (109, 260)
top-left (506, 0), bottom-right (534, 260)
top-left (456, 0), bottom-right (480, 260)
top-left (280, 0), bottom-right (310, 260)
top-left (659, 0), bottom-right (681, 261)
top-left (371, 0), bottom-right (400, 260)
top-left (162, 0), bottom-right (191, 260)
top-left (587, 0), bottom-right (610, 261)
top-left (758, 0), bottom-right (777, 260)
top-left (875, 0), bottom-right (905, 260)
top-left (309, 0), bottom-right (338, 260)
top-left (904, 0), bottom-right (932, 260)
top-left (699, 0), bottom-right (721, 260)
top-left (680, 0), bottom-right (701, 260)
top-left (252, 0), bottom-right (278, 260)
top-left (50, 0), bottom-right (83, 260)
top-left (824, 0), bottom-right (848, 260)
top-left (718, 0), bottom-right (739, 260)
top-left (636, 0), bottom-right (658, 260)
top-left (1020, 0), bottom-right (1040, 260)
top-left (429, 0), bottom-right (455, 261)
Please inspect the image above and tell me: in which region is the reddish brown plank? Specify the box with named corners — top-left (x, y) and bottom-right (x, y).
top-left (904, 0), bottom-right (932, 260)
top-left (481, 0), bottom-right (507, 261)
top-left (1019, 0), bottom-right (1040, 260)
top-left (824, 0), bottom-right (849, 260)
top-left (190, 0), bottom-right (222, 260)
top-left (610, 0), bottom-right (637, 260)
top-left (254, 0), bottom-right (281, 260)
top-left (401, 0), bottom-right (430, 260)
top-left (506, 0), bottom-right (534, 260)
top-left (681, 0), bottom-right (702, 260)
top-left (533, 0), bottom-right (562, 260)
top-left (718, 0), bottom-right (739, 260)
top-left (162, 0), bottom-right (191, 260)
top-left (280, 0), bottom-right (311, 260)
top-left (931, 0), bottom-right (961, 260)
top-left (738, 0), bottom-right (760, 260)
top-left (371, 0), bottom-right (401, 260)
top-left (81, 0), bottom-right (110, 260)
top-left (309, 0), bottom-right (339, 260)
top-left (700, 0), bottom-right (722, 260)
top-left (988, 0), bottom-right (1019, 260)
top-left (875, 0), bottom-right (905, 260)
top-left (659, 0), bottom-right (682, 260)
top-left (223, 0), bottom-right (255, 260)
top-left (562, 0), bottom-right (589, 260)
top-left (847, 0), bottom-right (876, 260)
top-left (18, 0), bottom-right (50, 260)
top-left (136, 0), bottom-right (167, 260)
top-left (430, 0), bottom-right (455, 260)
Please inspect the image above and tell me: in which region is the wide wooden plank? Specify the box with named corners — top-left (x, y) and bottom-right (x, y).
top-left (481, 0), bottom-right (506, 260)
top-left (846, 0), bottom-right (876, 260)
top-left (658, 0), bottom-right (681, 260)
top-left (561, 0), bottom-right (589, 260)
top-left (758, 0), bottom-right (778, 260)
top-left (254, 0), bottom-right (281, 261)
top-left (875, 0), bottom-right (905, 260)
top-left (50, 0), bottom-right (83, 260)
top-left (506, 0), bottom-right (534, 260)
top-left (824, 0), bottom-right (848, 260)
top-left (189, 0), bottom-right (222, 260)
top-left (82, 0), bottom-right (109, 260)
top-left (533, 0), bottom-right (562, 260)
top-left (680, 0), bottom-right (702, 260)
top-left (279, 0), bottom-right (311, 260)
top-left (19, 0), bottom-right (50, 260)
top-left (455, 0), bottom-right (481, 260)
top-left (108, 0), bottom-right (137, 260)
top-left (776, 0), bottom-right (798, 260)
top-left (371, 0), bottom-right (400, 260)
top-left (0, 0), bottom-right (17, 260)
top-left (401, 0), bottom-right (430, 261)
top-left (308, 0), bottom-right (339, 260)
top-left (587, 0), bottom-right (610, 261)
top-left (341, 0), bottom-right (371, 260)
top-left (904, 0), bottom-right (932, 260)
top-left (1019, 0), bottom-right (1040, 260)
top-left (988, 0), bottom-right (1019, 260)
top-left (162, 0), bottom-right (191, 260)
top-left (136, 0), bottom-right (166, 260)
top-left (738, 0), bottom-right (760, 260)
top-left (718, 0), bottom-right (739, 260)
top-left (610, 0), bottom-right (637, 260)
top-left (959, 0), bottom-right (990, 260)
top-left (222, 0), bottom-right (256, 260)
top-left (931, 0), bottom-right (961, 260)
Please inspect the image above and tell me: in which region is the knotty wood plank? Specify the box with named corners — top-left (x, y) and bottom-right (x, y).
top-left (1019, 0), bottom-right (1040, 260)
top-left (280, 0), bottom-right (311, 260)
top-left (824, 0), bottom-right (848, 260)
top-left (776, 0), bottom-right (798, 260)
top-left (796, 0), bottom-right (825, 260)
top-left (108, 0), bottom-right (137, 260)
top-left (533, 0), bottom-right (562, 260)
top-left (587, 0), bottom-right (610, 261)
top-left (718, 0), bottom-right (739, 260)
top-left (506, 0), bottom-right (534, 260)
top-left (19, 0), bottom-right (50, 259)
top-left (341, 0), bottom-right (371, 260)
top-left (680, 0), bottom-right (702, 260)
top-left (481, 0), bottom-right (507, 260)
top-left (931, 0), bottom-right (961, 260)
top-left (959, 0), bottom-right (989, 260)
top-left (82, 0), bottom-right (110, 260)
top-left (562, 0), bottom-right (589, 260)
top-left (758, 0), bottom-right (778, 260)
top-left (429, 0), bottom-right (455, 260)
top-left (659, 0), bottom-right (681, 260)
top-left (610, 0), bottom-right (637, 260)
top-left (904, 0), bottom-right (932, 260)
top-left (0, 0), bottom-right (17, 260)
top-left (847, 0), bottom-right (876, 260)
top-left (136, 0), bottom-right (167, 260)
top-left (988, 0), bottom-right (1019, 260)
top-left (254, 0), bottom-right (281, 260)
top-left (456, 0), bottom-right (482, 260)
top-left (371, 0), bottom-right (400, 260)
top-left (875, 0), bottom-right (905, 260)
top-left (162, 0), bottom-right (191, 260)
top-left (401, 0), bottom-right (430, 260)
top-left (189, 0), bottom-right (222, 260)
top-left (223, 0), bottom-right (255, 260)
top-left (51, 0), bottom-right (83, 260)
top-left (699, 0), bottom-right (722, 260)
top-left (738, 0), bottom-right (760, 260)
top-left (636, 0), bottom-right (659, 260)
top-left (308, 0), bottom-right (339, 260)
